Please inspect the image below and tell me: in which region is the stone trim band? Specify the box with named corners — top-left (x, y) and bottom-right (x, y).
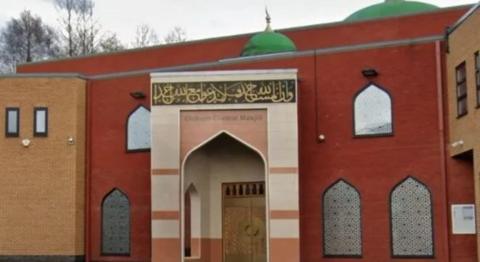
top-left (0, 256), bottom-right (85, 262)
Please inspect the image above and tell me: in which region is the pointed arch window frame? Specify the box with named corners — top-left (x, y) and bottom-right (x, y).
top-left (322, 178), bottom-right (363, 258)
top-left (101, 187), bottom-right (132, 257)
top-left (125, 104), bottom-right (151, 153)
top-left (352, 82), bottom-right (394, 138)
top-left (184, 183), bottom-right (202, 258)
top-left (389, 176), bottom-right (435, 258)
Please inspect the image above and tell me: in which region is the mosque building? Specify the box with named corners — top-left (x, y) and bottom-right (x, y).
top-left (1, 1), bottom-right (480, 262)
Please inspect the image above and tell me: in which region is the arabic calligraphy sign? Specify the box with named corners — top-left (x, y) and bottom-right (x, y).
top-left (152, 79), bottom-right (296, 105)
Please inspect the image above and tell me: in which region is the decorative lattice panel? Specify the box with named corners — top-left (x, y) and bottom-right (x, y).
top-left (224, 207), bottom-right (252, 255)
top-left (354, 84), bottom-right (392, 136)
top-left (102, 189), bottom-right (130, 255)
top-left (391, 177), bottom-right (433, 257)
top-left (251, 206), bottom-right (267, 257)
top-left (323, 180), bottom-right (362, 256)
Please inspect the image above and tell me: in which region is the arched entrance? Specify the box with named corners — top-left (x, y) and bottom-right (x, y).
top-left (183, 133), bottom-right (267, 262)
top-left (151, 70), bottom-right (300, 262)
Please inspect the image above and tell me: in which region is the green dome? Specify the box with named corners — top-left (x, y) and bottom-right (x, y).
top-left (241, 31), bottom-right (297, 57)
top-left (345, 0), bottom-right (439, 22)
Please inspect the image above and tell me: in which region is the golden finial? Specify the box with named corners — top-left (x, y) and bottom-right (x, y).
top-left (265, 7), bottom-right (273, 32)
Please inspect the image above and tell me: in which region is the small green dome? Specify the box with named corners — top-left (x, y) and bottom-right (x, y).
top-left (241, 31), bottom-right (297, 56)
top-left (345, 0), bottom-right (439, 22)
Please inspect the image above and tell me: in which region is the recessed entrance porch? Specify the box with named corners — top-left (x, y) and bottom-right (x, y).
top-left (183, 133), bottom-right (267, 262)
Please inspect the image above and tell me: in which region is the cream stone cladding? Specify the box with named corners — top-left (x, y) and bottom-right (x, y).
top-left (150, 69), bottom-right (300, 262)
top-left (446, 6), bottom-right (480, 260)
top-left (0, 76), bottom-right (86, 258)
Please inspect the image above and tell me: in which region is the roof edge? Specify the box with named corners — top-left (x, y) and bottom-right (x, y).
top-left (89, 34), bottom-right (444, 80)
top-left (0, 73), bottom-right (87, 79)
top-left (447, 1), bottom-right (480, 35)
top-left (150, 69), bottom-right (298, 79)
top-left (7, 34), bottom-right (444, 81)
top-left (16, 4), bottom-right (470, 68)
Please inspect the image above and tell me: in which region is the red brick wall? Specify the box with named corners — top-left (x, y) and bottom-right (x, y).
top-left (17, 7), bottom-right (468, 76)
top-left (75, 7), bottom-right (477, 262)
top-left (84, 43), bottom-right (476, 261)
top-left (297, 43), bottom-right (448, 262)
top-left (446, 157), bottom-right (477, 262)
top-left (87, 75), bottom-right (151, 262)
top-left (199, 42), bottom-right (476, 261)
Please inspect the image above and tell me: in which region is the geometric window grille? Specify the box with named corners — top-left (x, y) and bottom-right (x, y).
top-left (354, 83), bottom-right (393, 136)
top-left (127, 105), bottom-right (151, 152)
top-left (102, 188), bottom-right (130, 256)
top-left (390, 177), bottom-right (433, 257)
top-left (323, 180), bottom-right (362, 257)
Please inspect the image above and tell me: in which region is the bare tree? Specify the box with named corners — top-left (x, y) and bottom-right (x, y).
top-left (75, 0), bottom-right (98, 55)
top-left (98, 32), bottom-right (124, 53)
top-left (54, 0), bottom-right (77, 56)
top-left (132, 24), bottom-right (159, 48)
top-left (0, 10), bottom-right (59, 72)
top-left (54, 0), bottom-right (123, 56)
top-left (163, 26), bottom-right (187, 44)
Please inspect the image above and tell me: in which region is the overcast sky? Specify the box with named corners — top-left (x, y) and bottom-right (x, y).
top-left (0, 0), bottom-right (476, 45)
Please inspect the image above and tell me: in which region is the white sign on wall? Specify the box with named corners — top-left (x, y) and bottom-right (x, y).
top-left (451, 204), bottom-right (476, 234)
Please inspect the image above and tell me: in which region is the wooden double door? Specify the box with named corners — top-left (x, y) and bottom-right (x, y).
top-left (222, 182), bottom-right (267, 262)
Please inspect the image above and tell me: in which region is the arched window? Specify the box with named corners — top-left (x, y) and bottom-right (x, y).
top-left (353, 83), bottom-right (392, 136)
top-left (185, 184), bottom-right (201, 258)
top-left (127, 105), bottom-right (150, 152)
top-left (323, 180), bottom-right (362, 257)
top-left (102, 188), bottom-right (130, 256)
top-left (390, 177), bottom-right (433, 257)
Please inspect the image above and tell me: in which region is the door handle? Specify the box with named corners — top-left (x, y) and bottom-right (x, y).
top-left (244, 225), bottom-right (252, 236)
top-left (244, 225), bottom-right (260, 237)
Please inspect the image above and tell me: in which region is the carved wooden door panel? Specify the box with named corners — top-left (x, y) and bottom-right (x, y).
top-left (251, 198), bottom-right (266, 262)
top-left (223, 182), bottom-right (266, 262)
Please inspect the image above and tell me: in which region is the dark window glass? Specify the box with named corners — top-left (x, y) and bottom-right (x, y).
top-left (475, 52), bottom-right (480, 107)
top-left (456, 62), bottom-right (468, 117)
top-left (5, 108), bottom-right (19, 137)
top-left (102, 189), bottom-right (130, 256)
top-left (323, 180), bottom-right (362, 257)
top-left (34, 107), bottom-right (48, 137)
top-left (391, 177), bottom-right (433, 257)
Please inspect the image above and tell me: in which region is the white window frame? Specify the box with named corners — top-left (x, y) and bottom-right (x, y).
top-left (34, 107), bottom-right (48, 137)
top-left (353, 83), bottom-right (393, 137)
top-left (126, 105), bottom-right (151, 152)
top-left (5, 107), bottom-right (19, 137)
